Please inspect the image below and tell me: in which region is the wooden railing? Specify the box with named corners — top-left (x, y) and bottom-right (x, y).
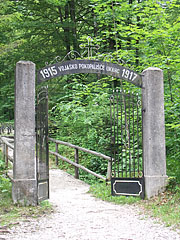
top-left (0, 124), bottom-right (14, 136)
top-left (0, 136), bottom-right (112, 182)
top-left (49, 137), bottom-right (112, 181)
top-left (0, 136), bottom-right (14, 168)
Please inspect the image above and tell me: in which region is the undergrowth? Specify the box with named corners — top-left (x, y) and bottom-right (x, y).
top-left (89, 181), bottom-right (141, 204)
top-left (141, 190), bottom-right (180, 229)
top-left (0, 175), bottom-right (53, 227)
top-left (139, 179), bottom-right (180, 229)
top-left (89, 179), bottom-right (180, 230)
top-left (0, 151), bottom-right (53, 227)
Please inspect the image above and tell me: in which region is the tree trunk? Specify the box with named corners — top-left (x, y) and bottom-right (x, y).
top-left (69, 0), bottom-right (78, 51)
top-left (64, 3), bottom-right (71, 53)
top-left (58, 5), bottom-right (71, 54)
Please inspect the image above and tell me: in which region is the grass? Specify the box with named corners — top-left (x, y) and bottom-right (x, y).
top-left (89, 181), bottom-right (180, 230)
top-left (0, 174), bottom-right (53, 227)
top-left (89, 181), bottom-right (141, 204)
top-left (139, 188), bottom-right (180, 229)
top-left (0, 149), bottom-right (53, 228)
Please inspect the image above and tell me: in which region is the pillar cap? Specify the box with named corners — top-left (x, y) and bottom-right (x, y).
top-left (142, 67), bottom-right (163, 74)
top-left (16, 60), bottom-right (35, 66)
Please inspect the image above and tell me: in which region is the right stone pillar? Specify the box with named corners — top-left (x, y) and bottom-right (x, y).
top-left (142, 67), bottom-right (167, 199)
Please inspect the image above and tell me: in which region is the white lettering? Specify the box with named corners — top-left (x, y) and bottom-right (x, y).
top-left (122, 68), bottom-right (137, 81)
top-left (106, 66), bottom-right (119, 74)
top-left (79, 63), bottom-right (105, 71)
top-left (58, 66), bottom-right (64, 72)
top-left (40, 66), bottom-right (57, 79)
top-left (69, 64), bottom-right (78, 70)
top-left (58, 64), bottom-right (78, 72)
top-left (64, 65), bottom-right (69, 71)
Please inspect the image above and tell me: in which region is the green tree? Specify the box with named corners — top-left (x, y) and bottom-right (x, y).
top-left (0, 0), bottom-right (180, 182)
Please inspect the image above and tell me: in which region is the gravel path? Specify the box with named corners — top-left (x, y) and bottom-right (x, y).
top-left (2, 169), bottom-right (180, 240)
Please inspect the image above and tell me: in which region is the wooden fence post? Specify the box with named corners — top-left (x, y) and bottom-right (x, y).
top-left (106, 160), bottom-right (111, 181)
top-left (75, 148), bottom-right (79, 179)
top-left (5, 144), bottom-right (8, 168)
top-left (2, 142), bottom-right (5, 161)
top-left (55, 143), bottom-right (59, 166)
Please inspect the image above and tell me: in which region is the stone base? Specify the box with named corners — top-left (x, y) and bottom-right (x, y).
top-left (145, 175), bottom-right (168, 199)
top-left (12, 179), bottom-right (38, 206)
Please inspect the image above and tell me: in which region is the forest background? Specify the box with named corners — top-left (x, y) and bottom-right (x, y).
top-left (0, 0), bottom-right (180, 184)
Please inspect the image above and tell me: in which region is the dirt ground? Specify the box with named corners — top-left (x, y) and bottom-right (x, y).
top-left (2, 169), bottom-right (180, 240)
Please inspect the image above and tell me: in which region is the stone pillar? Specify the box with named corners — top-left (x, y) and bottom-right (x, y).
top-left (142, 67), bottom-right (167, 199)
top-left (12, 61), bottom-right (37, 206)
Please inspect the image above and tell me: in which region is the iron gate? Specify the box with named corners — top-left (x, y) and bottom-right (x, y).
top-left (110, 90), bottom-right (144, 198)
top-left (36, 86), bottom-right (49, 203)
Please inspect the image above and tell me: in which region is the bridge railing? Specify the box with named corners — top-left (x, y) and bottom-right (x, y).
top-left (0, 135), bottom-right (112, 182)
top-left (0, 136), bottom-right (14, 169)
top-left (48, 137), bottom-right (112, 182)
top-left (0, 123), bottom-right (14, 136)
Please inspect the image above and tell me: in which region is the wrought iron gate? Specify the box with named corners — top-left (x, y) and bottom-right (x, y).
top-left (110, 90), bottom-right (144, 198)
top-left (36, 86), bottom-right (49, 202)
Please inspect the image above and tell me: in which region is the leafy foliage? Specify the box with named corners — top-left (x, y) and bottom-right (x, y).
top-left (90, 180), bottom-right (180, 229)
top-left (48, 76), bottom-right (112, 177)
top-left (0, 151), bottom-right (52, 226)
top-left (0, 0), bottom-right (180, 183)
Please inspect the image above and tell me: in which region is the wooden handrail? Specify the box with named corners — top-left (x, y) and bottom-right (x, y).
top-left (0, 136), bottom-right (111, 181)
top-left (48, 137), bottom-right (112, 181)
top-left (49, 150), bottom-right (106, 181)
top-left (0, 137), bottom-right (14, 149)
top-left (0, 133), bottom-right (110, 182)
top-left (0, 136), bottom-right (14, 168)
top-left (48, 137), bottom-right (111, 161)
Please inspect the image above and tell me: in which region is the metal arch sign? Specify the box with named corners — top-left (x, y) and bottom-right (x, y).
top-left (37, 59), bottom-right (142, 87)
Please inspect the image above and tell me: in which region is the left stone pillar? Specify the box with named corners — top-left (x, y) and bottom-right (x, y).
top-left (12, 61), bottom-right (37, 206)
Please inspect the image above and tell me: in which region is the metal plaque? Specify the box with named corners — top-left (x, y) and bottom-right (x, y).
top-left (37, 60), bottom-right (142, 87)
top-left (111, 177), bottom-right (145, 199)
top-left (38, 180), bottom-right (49, 202)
